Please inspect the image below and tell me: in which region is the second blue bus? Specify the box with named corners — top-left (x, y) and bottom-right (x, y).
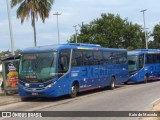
top-left (128, 49), bottom-right (160, 83)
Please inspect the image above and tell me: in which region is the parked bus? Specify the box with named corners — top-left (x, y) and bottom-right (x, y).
top-left (18, 43), bottom-right (129, 99)
top-left (128, 49), bottom-right (160, 83)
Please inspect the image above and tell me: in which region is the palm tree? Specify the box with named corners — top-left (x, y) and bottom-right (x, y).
top-left (11, 0), bottom-right (54, 47)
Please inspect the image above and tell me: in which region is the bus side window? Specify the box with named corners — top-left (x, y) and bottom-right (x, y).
top-left (83, 50), bottom-right (94, 65)
top-left (139, 55), bottom-right (144, 69)
top-left (103, 51), bottom-right (110, 65)
top-left (71, 49), bottom-right (83, 67)
top-left (94, 51), bottom-right (104, 65)
top-left (146, 54), bottom-right (156, 64)
top-left (59, 57), bottom-right (68, 71)
top-left (118, 52), bottom-right (127, 64)
top-left (156, 54), bottom-right (160, 63)
top-left (58, 49), bottom-right (71, 75)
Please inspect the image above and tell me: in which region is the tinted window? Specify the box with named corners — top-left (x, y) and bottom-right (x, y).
top-left (103, 51), bottom-right (111, 64)
top-left (146, 54), bottom-right (156, 64)
top-left (71, 49), bottom-right (83, 67)
top-left (93, 51), bottom-right (104, 65)
top-left (139, 55), bottom-right (144, 69)
top-left (156, 54), bottom-right (160, 63)
top-left (58, 49), bottom-right (71, 74)
top-left (103, 51), bottom-right (127, 65)
top-left (118, 52), bottom-right (127, 64)
top-left (83, 50), bottom-right (94, 65)
top-left (110, 52), bottom-right (122, 64)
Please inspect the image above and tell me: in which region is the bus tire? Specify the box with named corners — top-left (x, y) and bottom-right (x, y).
top-left (124, 81), bottom-right (128, 85)
top-left (109, 77), bottom-right (115, 90)
top-left (20, 97), bottom-right (28, 102)
top-left (144, 75), bottom-right (149, 83)
top-left (70, 83), bottom-right (78, 98)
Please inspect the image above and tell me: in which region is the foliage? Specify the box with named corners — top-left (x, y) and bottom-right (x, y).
top-left (68, 13), bottom-right (147, 50)
top-left (14, 49), bottom-right (22, 55)
top-left (150, 24), bottom-right (160, 49)
top-left (11, 0), bottom-right (54, 47)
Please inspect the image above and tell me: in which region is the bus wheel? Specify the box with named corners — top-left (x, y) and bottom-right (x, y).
top-left (70, 83), bottom-right (78, 98)
top-left (124, 81), bottom-right (128, 85)
top-left (109, 77), bottom-right (115, 90)
top-left (144, 75), bottom-right (149, 83)
top-left (21, 97), bottom-right (28, 102)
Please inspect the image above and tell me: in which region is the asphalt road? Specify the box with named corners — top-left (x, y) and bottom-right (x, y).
top-left (0, 80), bottom-right (160, 120)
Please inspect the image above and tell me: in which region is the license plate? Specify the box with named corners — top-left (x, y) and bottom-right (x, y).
top-left (31, 92), bottom-right (38, 96)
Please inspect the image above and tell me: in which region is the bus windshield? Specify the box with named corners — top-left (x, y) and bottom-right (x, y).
top-left (128, 55), bottom-right (144, 73)
top-left (128, 55), bottom-right (138, 73)
top-left (19, 52), bottom-right (57, 83)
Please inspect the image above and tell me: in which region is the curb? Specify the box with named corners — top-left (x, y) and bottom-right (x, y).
top-left (152, 98), bottom-right (160, 108)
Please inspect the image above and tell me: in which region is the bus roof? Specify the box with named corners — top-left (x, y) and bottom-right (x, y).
top-left (128, 49), bottom-right (160, 56)
top-left (22, 43), bottom-right (126, 54)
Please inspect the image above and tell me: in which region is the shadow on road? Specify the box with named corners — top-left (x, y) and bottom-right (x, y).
top-left (126, 79), bottom-right (160, 85)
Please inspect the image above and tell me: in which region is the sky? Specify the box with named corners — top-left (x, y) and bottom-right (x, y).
top-left (0, 0), bottom-right (160, 52)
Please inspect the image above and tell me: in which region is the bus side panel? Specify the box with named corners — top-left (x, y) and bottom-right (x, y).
top-left (107, 64), bottom-right (129, 85)
top-left (69, 66), bottom-right (89, 91)
top-left (116, 64), bottom-right (129, 84)
top-left (70, 64), bottom-right (129, 90)
top-left (129, 71), bottom-right (145, 82)
top-left (143, 64), bottom-right (160, 80)
top-left (129, 67), bottom-right (147, 82)
top-left (70, 66), bottom-right (108, 91)
top-left (153, 64), bottom-right (160, 79)
top-left (129, 64), bottom-right (160, 82)
top-left (70, 65), bottom-right (116, 92)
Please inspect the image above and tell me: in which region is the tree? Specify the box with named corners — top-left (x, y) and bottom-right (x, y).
top-left (122, 22), bottom-right (144, 49)
top-left (151, 24), bottom-right (160, 49)
top-left (11, 0), bottom-right (54, 47)
top-left (68, 13), bottom-right (144, 50)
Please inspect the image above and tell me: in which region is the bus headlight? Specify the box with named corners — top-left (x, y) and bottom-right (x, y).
top-left (45, 81), bottom-right (57, 88)
top-left (130, 73), bottom-right (137, 77)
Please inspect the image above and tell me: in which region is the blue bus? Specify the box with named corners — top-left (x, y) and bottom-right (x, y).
top-left (128, 49), bottom-right (160, 83)
top-left (18, 43), bottom-right (129, 99)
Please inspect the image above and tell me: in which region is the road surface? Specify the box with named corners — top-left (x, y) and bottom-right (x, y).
top-left (0, 81), bottom-right (160, 120)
